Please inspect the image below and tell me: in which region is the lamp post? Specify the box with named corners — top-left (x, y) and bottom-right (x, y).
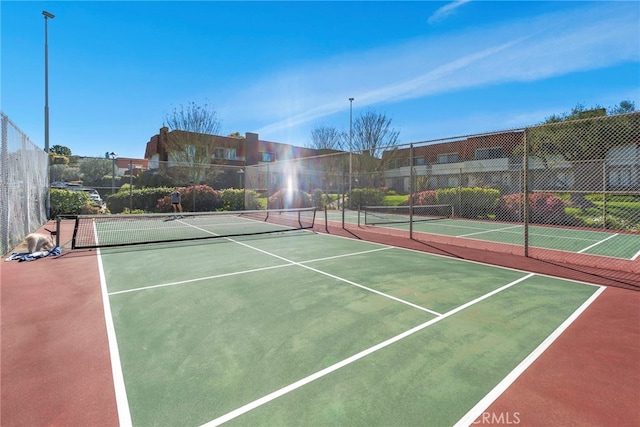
top-left (43, 10), bottom-right (54, 154)
top-left (109, 152), bottom-right (117, 194)
top-left (237, 168), bottom-right (245, 210)
top-left (348, 97), bottom-right (354, 209)
top-left (43, 10), bottom-right (54, 218)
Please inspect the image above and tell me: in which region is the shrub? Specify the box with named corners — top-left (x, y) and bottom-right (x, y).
top-left (437, 187), bottom-right (500, 219)
top-left (157, 185), bottom-right (223, 212)
top-left (107, 187), bottom-right (174, 213)
top-left (349, 188), bottom-right (385, 208)
top-left (529, 192), bottom-right (568, 224)
top-left (220, 188), bottom-right (261, 211)
top-left (496, 192), bottom-right (568, 224)
top-left (312, 188), bottom-right (335, 209)
top-left (267, 189), bottom-right (312, 209)
top-left (496, 193), bottom-right (525, 222)
top-left (122, 208), bottom-right (146, 214)
top-left (404, 190), bottom-right (438, 206)
top-left (50, 189), bottom-right (92, 216)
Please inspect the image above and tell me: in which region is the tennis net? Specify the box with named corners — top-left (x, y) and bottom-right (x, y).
top-left (70, 207), bottom-right (316, 249)
top-left (363, 204), bottom-right (453, 226)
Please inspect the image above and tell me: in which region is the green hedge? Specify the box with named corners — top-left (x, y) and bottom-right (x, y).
top-left (107, 187), bottom-right (174, 213)
top-left (350, 188), bottom-right (385, 208)
top-left (220, 188), bottom-right (261, 211)
top-left (50, 189), bottom-right (93, 216)
top-left (267, 189), bottom-right (312, 209)
top-left (406, 187), bottom-right (500, 219)
top-left (156, 185), bottom-right (223, 213)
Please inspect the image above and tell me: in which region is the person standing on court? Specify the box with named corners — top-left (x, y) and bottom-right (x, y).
top-left (171, 188), bottom-right (183, 214)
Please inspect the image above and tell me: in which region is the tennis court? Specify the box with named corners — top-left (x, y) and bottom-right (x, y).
top-left (321, 209), bottom-right (640, 260)
top-left (92, 211), bottom-right (605, 426)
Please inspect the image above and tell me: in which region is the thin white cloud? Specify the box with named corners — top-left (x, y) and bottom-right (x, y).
top-left (223, 2), bottom-right (639, 140)
top-left (428, 0), bottom-right (473, 25)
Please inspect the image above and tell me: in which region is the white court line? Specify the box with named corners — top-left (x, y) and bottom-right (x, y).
top-left (201, 273), bottom-right (536, 427)
top-left (298, 246), bottom-right (394, 263)
top-left (107, 263), bottom-right (294, 296)
top-left (95, 235), bottom-right (132, 426)
top-left (181, 221), bottom-right (441, 316)
top-left (459, 225), bottom-right (522, 237)
top-left (108, 247), bottom-right (394, 296)
top-left (632, 248), bottom-right (640, 261)
top-left (409, 221), bottom-right (608, 243)
top-left (577, 233), bottom-right (618, 253)
top-left (453, 285), bottom-right (605, 427)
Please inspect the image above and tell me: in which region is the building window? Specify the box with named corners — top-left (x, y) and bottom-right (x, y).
top-left (260, 152), bottom-right (275, 162)
top-left (214, 147), bottom-right (225, 159)
top-left (413, 157), bottom-right (426, 166)
top-left (475, 147), bottom-right (505, 160)
top-left (386, 158), bottom-right (403, 169)
top-left (437, 153), bottom-right (459, 164)
top-left (213, 147), bottom-right (238, 160)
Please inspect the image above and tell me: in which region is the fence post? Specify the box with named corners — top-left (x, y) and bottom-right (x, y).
top-left (1, 113), bottom-right (8, 253)
top-left (523, 129), bottom-right (529, 257)
top-left (602, 161), bottom-right (607, 229)
top-left (409, 143), bottom-right (414, 239)
top-left (129, 160), bottom-right (133, 211)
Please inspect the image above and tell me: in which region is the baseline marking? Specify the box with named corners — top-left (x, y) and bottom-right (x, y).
top-left (201, 273), bottom-right (536, 426)
top-left (577, 233), bottom-right (618, 253)
top-left (459, 225), bottom-right (522, 238)
top-left (453, 285), bottom-right (605, 427)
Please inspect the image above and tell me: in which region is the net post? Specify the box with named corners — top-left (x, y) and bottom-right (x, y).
top-left (324, 207), bottom-right (328, 232)
top-left (341, 171), bottom-right (345, 229)
top-left (55, 216), bottom-right (61, 247)
top-left (71, 215), bottom-right (80, 250)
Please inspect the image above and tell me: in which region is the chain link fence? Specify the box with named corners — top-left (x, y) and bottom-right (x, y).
top-left (54, 112), bottom-right (639, 273)
top-left (243, 113), bottom-right (639, 273)
top-left (0, 112), bottom-right (49, 255)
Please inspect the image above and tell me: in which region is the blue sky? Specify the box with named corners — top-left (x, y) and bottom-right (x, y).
top-left (2, 1), bottom-right (639, 159)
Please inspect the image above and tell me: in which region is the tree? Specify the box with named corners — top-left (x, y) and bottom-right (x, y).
top-left (526, 101), bottom-right (640, 205)
top-left (50, 145), bottom-right (72, 156)
top-left (344, 110), bottom-right (400, 188)
top-left (348, 109), bottom-right (399, 158)
top-left (228, 132), bottom-right (244, 139)
top-left (79, 157), bottom-right (112, 186)
top-left (310, 125), bottom-right (343, 150)
top-left (163, 101), bottom-right (223, 186)
top-left (608, 100), bottom-right (636, 115)
top-left (533, 101), bottom-right (639, 162)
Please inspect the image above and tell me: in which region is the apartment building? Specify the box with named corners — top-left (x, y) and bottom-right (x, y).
top-left (382, 128), bottom-right (639, 194)
top-left (144, 127), bottom-right (318, 169)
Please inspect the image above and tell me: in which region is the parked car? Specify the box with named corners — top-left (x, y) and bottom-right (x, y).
top-left (82, 188), bottom-right (104, 206)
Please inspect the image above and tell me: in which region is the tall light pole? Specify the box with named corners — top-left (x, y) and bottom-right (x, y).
top-left (348, 97), bottom-right (354, 209)
top-left (43, 10), bottom-right (54, 218)
top-left (110, 152), bottom-right (117, 194)
top-left (237, 168), bottom-right (245, 210)
top-left (43, 11), bottom-right (55, 154)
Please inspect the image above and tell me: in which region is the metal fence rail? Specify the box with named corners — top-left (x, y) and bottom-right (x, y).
top-left (242, 113), bottom-right (639, 267)
top-left (48, 112), bottom-right (639, 271)
top-left (0, 112), bottom-right (49, 255)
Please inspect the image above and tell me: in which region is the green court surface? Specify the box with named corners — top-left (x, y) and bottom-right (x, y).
top-left (324, 210), bottom-right (640, 260)
top-left (98, 229), bottom-right (602, 426)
